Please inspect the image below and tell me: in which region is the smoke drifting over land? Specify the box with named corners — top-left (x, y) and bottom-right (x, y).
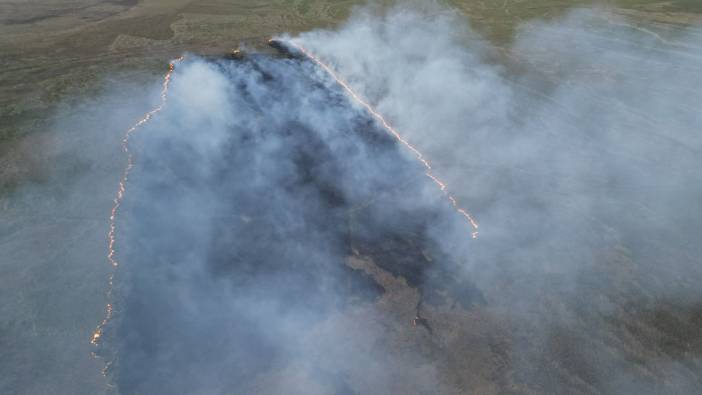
top-left (9, 3), bottom-right (699, 395)
top-left (286, 6), bottom-right (702, 394)
top-left (107, 48), bottom-right (484, 393)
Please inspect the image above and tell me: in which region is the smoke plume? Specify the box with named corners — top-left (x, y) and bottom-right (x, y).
top-left (284, 5), bottom-right (702, 394)
top-left (8, 3), bottom-right (699, 394)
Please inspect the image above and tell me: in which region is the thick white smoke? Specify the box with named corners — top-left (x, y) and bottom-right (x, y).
top-left (2, 3), bottom-right (701, 395)
top-left (289, 5), bottom-right (702, 394)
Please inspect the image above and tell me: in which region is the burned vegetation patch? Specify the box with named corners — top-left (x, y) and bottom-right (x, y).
top-left (105, 51), bottom-right (480, 393)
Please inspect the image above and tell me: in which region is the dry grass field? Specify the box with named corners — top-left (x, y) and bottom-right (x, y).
top-left (1, 0), bottom-right (700, 185)
top-left (1, 1), bottom-right (701, 394)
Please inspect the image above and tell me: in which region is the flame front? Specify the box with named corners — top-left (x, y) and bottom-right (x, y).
top-left (284, 40), bottom-right (479, 238)
top-left (91, 57), bottom-right (184, 356)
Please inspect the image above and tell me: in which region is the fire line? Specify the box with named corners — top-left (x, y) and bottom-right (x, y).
top-left (90, 56), bottom-right (184, 357)
top-left (280, 40), bottom-right (479, 238)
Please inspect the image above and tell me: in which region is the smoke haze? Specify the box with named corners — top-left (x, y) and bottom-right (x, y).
top-left (109, 49), bottom-right (485, 394)
top-left (111, 5), bottom-right (702, 394)
top-left (3, 2), bottom-right (701, 395)
top-left (286, 5), bottom-right (702, 394)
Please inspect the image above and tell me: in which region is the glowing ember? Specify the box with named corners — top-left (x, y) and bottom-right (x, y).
top-left (91, 57), bottom-right (184, 355)
top-left (280, 40), bottom-right (479, 238)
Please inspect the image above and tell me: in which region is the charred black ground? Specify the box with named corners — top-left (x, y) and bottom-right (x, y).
top-left (98, 52), bottom-right (483, 394)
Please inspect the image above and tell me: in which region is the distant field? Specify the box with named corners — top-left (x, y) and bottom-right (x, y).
top-left (0, 0), bottom-right (700, 197)
top-left (1, 0), bottom-right (700, 141)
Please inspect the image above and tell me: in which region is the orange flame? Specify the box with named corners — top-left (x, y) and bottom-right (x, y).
top-left (284, 40), bottom-right (479, 238)
top-left (91, 57), bottom-right (184, 354)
